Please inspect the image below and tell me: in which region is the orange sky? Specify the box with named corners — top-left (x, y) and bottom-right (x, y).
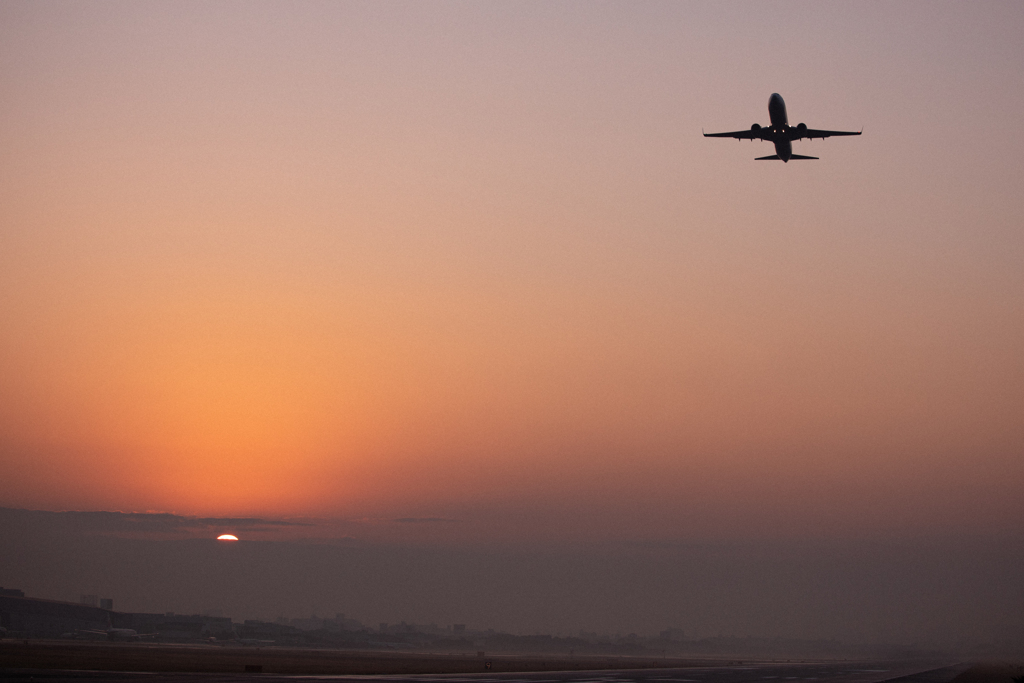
top-left (1, 1), bottom-right (1022, 543)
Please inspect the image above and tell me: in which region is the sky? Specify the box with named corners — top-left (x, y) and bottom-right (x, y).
top-left (2, 0), bottom-right (1023, 552)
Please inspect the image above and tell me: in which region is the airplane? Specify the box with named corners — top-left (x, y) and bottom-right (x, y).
top-left (236, 638), bottom-right (275, 646)
top-left (78, 627), bottom-right (159, 642)
top-left (703, 93), bottom-right (860, 161)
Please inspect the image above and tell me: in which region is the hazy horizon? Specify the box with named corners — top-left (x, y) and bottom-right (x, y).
top-left (4, 507), bottom-right (1023, 648)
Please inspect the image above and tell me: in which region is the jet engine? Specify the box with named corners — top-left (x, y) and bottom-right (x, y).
top-left (751, 123), bottom-right (761, 131)
top-left (796, 122), bottom-right (807, 131)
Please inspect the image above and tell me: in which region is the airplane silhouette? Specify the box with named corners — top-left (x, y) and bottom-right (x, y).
top-left (78, 627), bottom-right (159, 641)
top-left (704, 93), bottom-right (860, 161)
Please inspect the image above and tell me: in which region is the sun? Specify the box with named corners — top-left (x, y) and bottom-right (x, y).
top-left (217, 534), bottom-right (239, 541)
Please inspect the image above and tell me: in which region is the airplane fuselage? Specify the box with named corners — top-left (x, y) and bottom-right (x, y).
top-left (768, 92), bottom-right (787, 128)
top-left (768, 93), bottom-right (792, 161)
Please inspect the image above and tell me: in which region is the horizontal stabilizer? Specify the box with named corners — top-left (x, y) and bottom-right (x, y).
top-left (755, 154), bottom-right (819, 161)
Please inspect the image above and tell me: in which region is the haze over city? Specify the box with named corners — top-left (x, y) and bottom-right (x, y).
top-left (1, 1), bottom-right (1022, 653)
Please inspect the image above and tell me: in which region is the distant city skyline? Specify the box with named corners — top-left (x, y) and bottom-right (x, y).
top-left (0, 580), bottom-right (923, 658)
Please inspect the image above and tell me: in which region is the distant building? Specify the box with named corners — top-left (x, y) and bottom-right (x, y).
top-left (322, 613), bottom-right (363, 632)
top-left (1, 595), bottom-right (108, 637)
top-left (0, 587), bottom-right (25, 598)
top-left (115, 612), bottom-right (234, 640)
top-left (239, 619), bottom-right (304, 643)
top-left (289, 615), bottom-right (324, 631)
top-left (0, 594), bottom-right (248, 642)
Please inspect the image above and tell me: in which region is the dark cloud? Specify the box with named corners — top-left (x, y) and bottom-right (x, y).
top-left (392, 517), bottom-right (458, 524)
top-left (0, 507), bottom-right (311, 537)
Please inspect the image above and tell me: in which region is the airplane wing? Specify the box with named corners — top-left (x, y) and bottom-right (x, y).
top-left (703, 128), bottom-right (767, 140)
top-left (788, 127), bottom-right (861, 140)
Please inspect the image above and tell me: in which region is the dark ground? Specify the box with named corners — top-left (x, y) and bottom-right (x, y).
top-left (1, 640), bottom-right (994, 683)
top-left (3, 639), bottom-right (685, 675)
top-left (948, 665), bottom-right (1024, 683)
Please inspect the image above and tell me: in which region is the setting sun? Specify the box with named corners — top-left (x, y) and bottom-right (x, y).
top-left (216, 534), bottom-right (239, 541)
